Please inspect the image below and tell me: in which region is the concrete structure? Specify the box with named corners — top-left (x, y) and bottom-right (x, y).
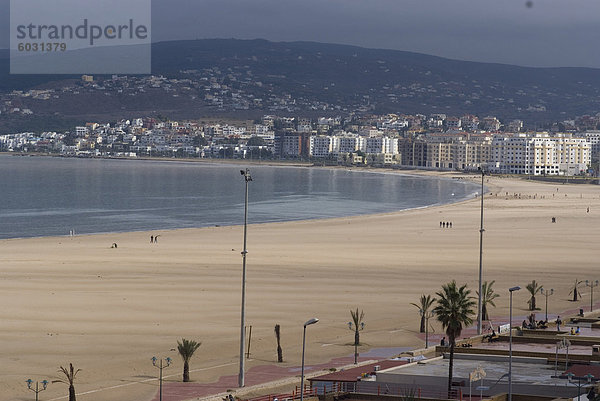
top-left (375, 355), bottom-right (585, 399)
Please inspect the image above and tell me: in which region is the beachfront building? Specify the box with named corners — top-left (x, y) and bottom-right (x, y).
top-left (336, 134), bottom-right (363, 155)
top-left (309, 135), bottom-right (337, 158)
top-left (490, 133), bottom-right (591, 175)
top-left (424, 134), bottom-right (491, 170)
top-left (364, 136), bottom-right (399, 155)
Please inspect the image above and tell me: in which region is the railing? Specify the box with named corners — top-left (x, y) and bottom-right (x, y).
top-left (245, 381), bottom-right (465, 401)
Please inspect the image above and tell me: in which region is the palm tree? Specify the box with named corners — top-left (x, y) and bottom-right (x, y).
top-left (410, 294), bottom-right (436, 333)
top-left (350, 308), bottom-right (365, 346)
top-left (274, 324), bottom-right (283, 362)
top-left (433, 281), bottom-right (476, 394)
top-left (476, 280), bottom-right (500, 321)
top-left (526, 280), bottom-right (542, 311)
top-left (570, 279), bottom-right (583, 301)
top-left (53, 363), bottom-right (80, 401)
top-left (177, 338), bottom-right (201, 382)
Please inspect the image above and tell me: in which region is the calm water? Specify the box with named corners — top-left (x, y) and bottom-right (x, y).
top-left (0, 155), bottom-right (479, 239)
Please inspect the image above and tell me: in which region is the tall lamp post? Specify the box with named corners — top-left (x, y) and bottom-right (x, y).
top-left (26, 379), bottom-right (49, 401)
top-left (347, 320), bottom-right (365, 364)
top-left (151, 357), bottom-right (172, 401)
top-left (300, 318), bottom-right (319, 401)
top-left (586, 280), bottom-right (599, 312)
top-left (238, 168), bottom-right (252, 387)
top-left (418, 309), bottom-right (434, 348)
top-left (540, 287), bottom-right (554, 322)
top-left (477, 167), bottom-right (486, 335)
top-left (508, 286), bottom-right (521, 401)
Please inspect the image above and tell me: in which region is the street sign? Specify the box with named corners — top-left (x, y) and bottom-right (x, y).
top-left (470, 366), bottom-right (487, 382)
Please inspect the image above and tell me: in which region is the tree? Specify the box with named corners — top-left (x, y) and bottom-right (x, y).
top-left (410, 294), bottom-right (436, 333)
top-left (476, 280), bottom-right (500, 321)
top-left (53, 363), bottom-right (80, 401)
top-left (570, 279), bottom-right (584, 301)
top-left (274, 324), bottom-right (283, 362)
top-left (526, 280), bottom-right (542, 311)
top-left (349, 308), bottom-right (365, 346)
top-left (433, 281), bottom-right (476, 394)
top-left (177, 338), bottom-right (201, 382)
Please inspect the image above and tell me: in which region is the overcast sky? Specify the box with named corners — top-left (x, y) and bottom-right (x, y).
top-left (3, 0), bottom-right (600, 68)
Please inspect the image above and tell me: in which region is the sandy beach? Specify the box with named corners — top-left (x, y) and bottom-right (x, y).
top-left (1, 172), bottom-right (600, 401)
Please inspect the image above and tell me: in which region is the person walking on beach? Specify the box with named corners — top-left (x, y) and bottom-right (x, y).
top-left (150, 235), bottom-right (154, 243)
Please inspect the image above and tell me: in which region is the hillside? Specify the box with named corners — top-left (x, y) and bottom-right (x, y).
top-left (1, 39), bottom-right (600, 131)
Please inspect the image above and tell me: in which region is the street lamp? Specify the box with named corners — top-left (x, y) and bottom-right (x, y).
top-left (555, 338), bottom-right (571, 378)
top-left (477, 167), bottom-right (486, 335)
top-left (566, 373), bottom-right (594, 401)
top-left (300, 318), bottom-right (319, 401)
top-left (540, 287), bottom-right (554, 322)
top-left (586, 280), bottom-right (599, 312)
top-left (417, 309), bottom-right (434, 349)
top-left (238, 168), bottom-right (252, 388)
top-left (347, 320), bottom-right (365, 364)
top-left (508, 286), bottom-right (520, 401)
top-left (152, 356), bottom-right (172, 401)
top-left (26, 379), bottom-right (49, 401)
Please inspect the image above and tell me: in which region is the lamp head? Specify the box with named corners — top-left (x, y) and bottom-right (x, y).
top-left (240, 169), bottom-right (252, 181)
top-left (166, 357), bottom-right (172, 366)
top-left (304, 318), bottom-right (319, 327)
top-left (26, 379), bottom-right (33, 389)
top-left (509, 286), bottom-right (521, 292)
top-left (360, 322), bottom-right (365, 330)
top-left (41, 380), bottom-right (49, 389)
top-left (347, 321), bottom-right (352, 329)
top-left (151, 356), bottom-right (157, 366)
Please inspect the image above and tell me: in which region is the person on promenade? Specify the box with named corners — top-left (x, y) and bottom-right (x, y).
top-left (556, 316), bottom-right (562, 331)
top-left (440, 337), bottom-right (446, 346)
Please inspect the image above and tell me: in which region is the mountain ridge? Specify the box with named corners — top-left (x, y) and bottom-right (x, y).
top-left (1, 38), bottom-right (600, 131)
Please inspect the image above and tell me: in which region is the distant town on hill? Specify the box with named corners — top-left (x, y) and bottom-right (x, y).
top-left (2, 39), bottom-right (600, 133)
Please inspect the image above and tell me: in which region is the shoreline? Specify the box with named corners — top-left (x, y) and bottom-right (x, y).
top-left (0, 174), bottom-right (598, 401)
top-left (0, 160), bottom-right (482, 241)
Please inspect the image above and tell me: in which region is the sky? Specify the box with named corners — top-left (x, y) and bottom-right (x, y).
top-left (2, 0), bottom-right (600, 68)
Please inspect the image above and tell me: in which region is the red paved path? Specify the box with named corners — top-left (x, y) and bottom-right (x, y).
top-left (151, 355), bottom-right (372, 401)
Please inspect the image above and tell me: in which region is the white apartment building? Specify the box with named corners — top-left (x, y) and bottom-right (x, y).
top-left (584, 131), bottom-right (600, 159)
top-left (336, 135), bottom-right (363, 155)
top-left (309, 135), bottom-right (337, 158)
top-left (364, 136), bottom-right (398, 155)
top-left (490, 133), bottom-right (590, 175)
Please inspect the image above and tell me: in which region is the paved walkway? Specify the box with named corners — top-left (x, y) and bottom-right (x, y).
top-left (151, 355), bottom-right (377, 401)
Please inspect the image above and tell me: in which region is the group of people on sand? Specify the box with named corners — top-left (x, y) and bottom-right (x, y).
top-left (440, 221), bottom-right (453, 228)
top-left (150, 235), bottom-right (160, 243)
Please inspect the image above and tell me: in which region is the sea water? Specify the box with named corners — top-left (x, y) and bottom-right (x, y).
top-left (0, 155), bottom-right (479, 239)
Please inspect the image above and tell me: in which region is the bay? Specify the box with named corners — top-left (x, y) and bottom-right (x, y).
top-left (0, 155), bottom-right (479, 239)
